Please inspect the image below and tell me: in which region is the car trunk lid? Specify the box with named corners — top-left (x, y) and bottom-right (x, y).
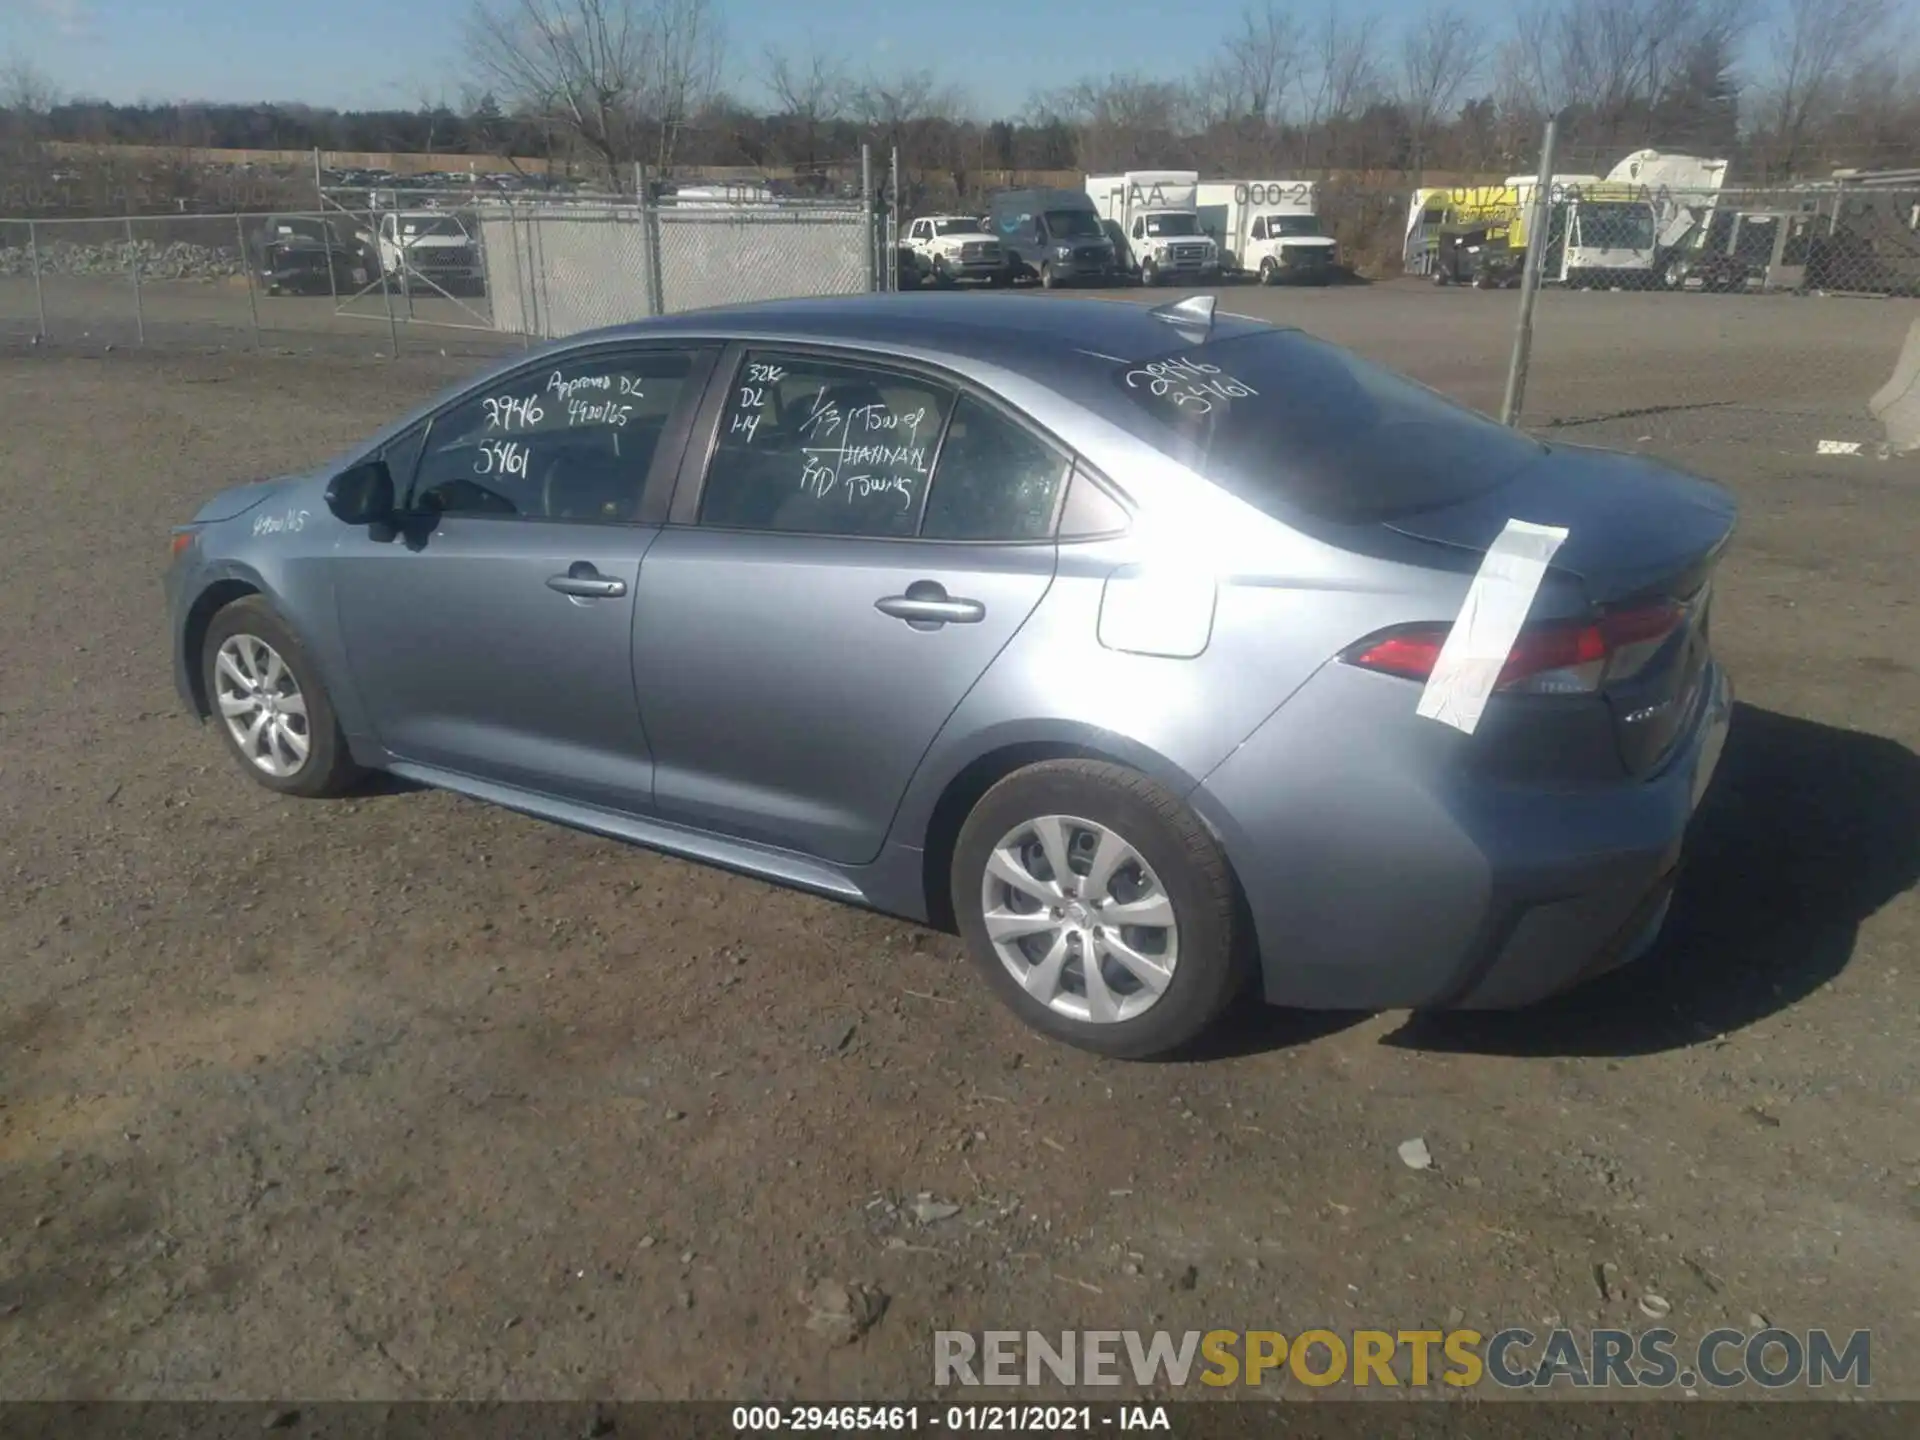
top-left (1381, 442), bottom-right (1735, 605)
top-left (1382, 443), bottom-right (1735, 776)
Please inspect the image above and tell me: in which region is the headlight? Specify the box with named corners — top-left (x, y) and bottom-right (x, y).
top-left (1054, 244), bottom-right (1073, 258)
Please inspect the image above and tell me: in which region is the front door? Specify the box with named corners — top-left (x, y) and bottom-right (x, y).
top-left (333, 346), bottom-right (709, 814)
top-left (632, 348), bottom-right (1074, 865)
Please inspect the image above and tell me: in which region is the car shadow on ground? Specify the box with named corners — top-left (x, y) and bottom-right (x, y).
top-left (1182, 1002), bottom-right (1377, 1062)
top-left (1384, 702), bottom-right (1920, 1058)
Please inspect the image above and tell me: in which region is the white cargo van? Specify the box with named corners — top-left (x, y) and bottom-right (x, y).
top-left (1195, 180), bottom-right (1339, 283)
top-left (1086, 171), bottom-right (1221, 285)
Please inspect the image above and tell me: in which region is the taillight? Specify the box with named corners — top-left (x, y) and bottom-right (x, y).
top-left (1343, 601), bottom-right (1686, 696)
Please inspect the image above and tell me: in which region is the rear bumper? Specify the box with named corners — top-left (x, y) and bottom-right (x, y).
top-left (1192, 659), bottom-right (1733, 1011)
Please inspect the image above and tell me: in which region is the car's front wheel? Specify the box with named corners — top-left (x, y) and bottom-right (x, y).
top-left (952, 760), bottom-right (1249, 1059)
top-left (201, 597), bottom-right (363, 798)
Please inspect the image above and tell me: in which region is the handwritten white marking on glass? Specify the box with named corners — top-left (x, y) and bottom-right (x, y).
top-left (475, 440), bottom-right (530, 479)
top-left (483, 394), bottom-right (544, 431)
top-left (547, 371), bottom-right (611, 402)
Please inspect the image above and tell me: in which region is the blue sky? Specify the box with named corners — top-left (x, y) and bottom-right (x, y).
top-left (7, 0), bottom-right (1521, 118)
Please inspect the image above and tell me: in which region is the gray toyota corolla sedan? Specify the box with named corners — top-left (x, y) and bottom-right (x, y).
top-left (165, 292), bottom-right (1734, 1058)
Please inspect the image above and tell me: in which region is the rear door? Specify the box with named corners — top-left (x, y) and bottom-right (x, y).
top-left (332, 344), bottom-right (715, 813)
top-left (630, 347), bottom-right (1069, 865)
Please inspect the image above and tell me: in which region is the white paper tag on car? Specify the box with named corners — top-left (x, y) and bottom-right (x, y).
top-left (1416, 518), bottom-right (1570, 736)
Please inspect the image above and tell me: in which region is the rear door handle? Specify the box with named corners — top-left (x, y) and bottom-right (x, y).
top-left (876, 581), bottom-right (984, 628)
top-left (547, 562), bottom-right (627, 599)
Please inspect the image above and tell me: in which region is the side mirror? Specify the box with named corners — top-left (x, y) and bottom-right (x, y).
top-left (325, 458), bottom-right (395, 526)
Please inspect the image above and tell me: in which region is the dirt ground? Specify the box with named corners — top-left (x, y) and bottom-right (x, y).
top-left (2, 281), bottom-right (1918, 1403)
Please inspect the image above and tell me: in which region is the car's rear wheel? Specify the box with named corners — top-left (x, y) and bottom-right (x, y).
top-left (201, 597), bottom-right (362, 799)
top-left (952, 760), bottom-right (1248, 1059)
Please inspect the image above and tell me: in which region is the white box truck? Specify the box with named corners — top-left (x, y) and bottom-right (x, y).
top-left (1195, 179), bottom-right (1339, 284)
top-left (1086, 171), bottom-right (1221, 285)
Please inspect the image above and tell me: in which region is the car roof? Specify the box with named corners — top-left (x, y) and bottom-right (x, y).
top-left (570, 293), bottom-right (1282, 386)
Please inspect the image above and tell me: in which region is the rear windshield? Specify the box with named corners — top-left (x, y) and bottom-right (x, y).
top-left (1114, 329), bottom-right (1545, 524)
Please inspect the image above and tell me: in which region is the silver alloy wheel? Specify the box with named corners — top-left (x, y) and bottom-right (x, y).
top-left (980, 814), bottom-right (1180, 1024)
top-left (213, 633), bottom-right (311, 778)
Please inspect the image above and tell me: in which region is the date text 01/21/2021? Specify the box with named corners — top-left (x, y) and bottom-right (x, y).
top-left (729, 1405), bottom-right (1171, 1432)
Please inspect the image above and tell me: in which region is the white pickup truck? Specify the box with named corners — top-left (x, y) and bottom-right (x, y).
top-left (903, 215), bottom-right (1010, 285)
top-left (376, 210), bottom-right (484, 295)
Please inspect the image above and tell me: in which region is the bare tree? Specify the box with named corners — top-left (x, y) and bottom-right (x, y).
top-left (1396, 5), bottom-right (1487, 171)
top-left (765, 45), bottom-right (850, 179)
top-left (1495, 0), bottom-right (1752, 152)
top-left (1301, 6), bottom-right (1382, 169)
top-left (850, 69), bottom-right (974, 201)
top-left (1759, 0), bottom-right (1890, 174)
top-left (2, 55), bottom-right (57, 108)
top-left (1225, 3), bottom-right (1306, 124)
top-left (465, 0), bottom-right (724, 189)
top-left (1038, 74), bottom-right (1194, 171)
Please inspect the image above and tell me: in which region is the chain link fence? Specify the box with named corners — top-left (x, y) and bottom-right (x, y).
top-left (0, 185), bottom-right (884, 358)
top-left (1498, 179), bottom-right (1920, 455)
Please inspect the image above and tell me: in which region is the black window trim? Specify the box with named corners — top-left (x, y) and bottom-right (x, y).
top-left (1057, 458), bottom-right (1134, 543)
top-left (667, 339), bottom-right (1081, 547)
top-left (391, 339), bottom-right (720, 528)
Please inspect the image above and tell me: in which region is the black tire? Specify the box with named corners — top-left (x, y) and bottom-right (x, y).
top-left (1139, 260), bottom-right (1159, 287)
top-left (1258, 258), bottom-right (1278, 287)
top-left (201, 596), bottom-right (364, 799)
top-left (951, 760), bottom-right (1250, 1060)
top-left (1040, 262), bottom-right (1057, 290)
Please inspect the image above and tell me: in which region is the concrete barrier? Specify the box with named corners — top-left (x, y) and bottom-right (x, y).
top-left (1870, 315), bottom-right (1920, 454)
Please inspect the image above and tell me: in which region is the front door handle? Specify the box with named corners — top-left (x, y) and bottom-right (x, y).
top-left (547, 562), bottom-right (627, 599)
top-left (876, 581), bottom-right (985, 629)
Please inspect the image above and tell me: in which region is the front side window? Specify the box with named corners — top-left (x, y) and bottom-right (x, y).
top-left (408, 350), bottom-right (695, 522)
top-left (699, 354), bottom-right (953, 538)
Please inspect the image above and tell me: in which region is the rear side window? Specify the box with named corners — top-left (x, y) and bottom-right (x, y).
top-left (1113, 330), bottom-right (1545, 523)
top-left (920, 395), bottom-right (1069, 542)
top-left (699, 353), bottom-right (953, 537)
